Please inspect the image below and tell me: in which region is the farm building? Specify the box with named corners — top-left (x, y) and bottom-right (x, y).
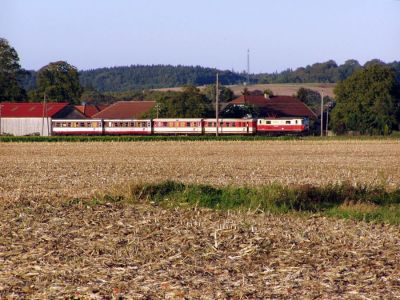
top-left (226, 94), bottom-right (317, 119)
top-left (75, 104), bottom-right (109, 118)
top-left (92, 101), bottom-right (156, 119)
top-left (0, 102), bottom-right (86, 136)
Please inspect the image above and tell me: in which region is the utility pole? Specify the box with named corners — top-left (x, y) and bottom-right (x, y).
top-left (216, 73), bottom-right (219, 137)
top-left (320, 91), bottom-right (324, 137)
top-left (41, 93), bottom-right (46, 136)
top-left (326, 102), bottom-right (329, 136)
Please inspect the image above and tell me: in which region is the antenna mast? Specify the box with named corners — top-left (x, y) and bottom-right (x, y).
top-left (247, 49), bottom-right (250, 85)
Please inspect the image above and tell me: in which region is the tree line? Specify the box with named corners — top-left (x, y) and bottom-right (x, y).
top-left (254, 59), bottom-right (400, 84)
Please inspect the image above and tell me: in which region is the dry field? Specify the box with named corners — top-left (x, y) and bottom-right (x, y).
top-left (1, 140), bottom-right (400, 298)
top-left (0, 140), bottom-right (399, 202)
top-left (154, 83), bottom-right (336, 98)
top-left (1, 203), bottom-right (399, 299)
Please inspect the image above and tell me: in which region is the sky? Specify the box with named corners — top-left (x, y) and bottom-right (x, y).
top-left (1, 0), bottom-right (399, 73)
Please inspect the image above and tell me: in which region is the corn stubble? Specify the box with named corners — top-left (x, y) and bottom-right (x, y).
top-left (1, 140), bottom-right (399, 202)
top-left (0, 140), bottom-right (400, 298)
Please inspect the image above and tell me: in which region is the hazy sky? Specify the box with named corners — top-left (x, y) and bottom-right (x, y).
top-left (1, 0), bottom-right (399, 72)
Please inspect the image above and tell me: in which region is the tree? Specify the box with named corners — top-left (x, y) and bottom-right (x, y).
top-left (263, 88), bottom-right (274, 98)
top-left (0, 38), bottom-right (27, 101)
top-left (36, 61), bottom-right (82, 103)
top-left (330, 65), bottom-right (400, 135)
top-left (202, 84), bottom-right (234, 103)
top-left (146, 85), bottom-right (212, 118)
top-left (338, 59), bottom-right (361, 81)
top-left (221, 104), bottom-right (259, 118)
top-left (297, 87), bottom-right (321, 113)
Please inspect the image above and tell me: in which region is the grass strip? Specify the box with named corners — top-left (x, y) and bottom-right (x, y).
top-left (1, 133), bottom-right (399, 142)
top-left (81, 181), bottom-right (400, 225)
top-left (0, 135), bottom-right (298, 143)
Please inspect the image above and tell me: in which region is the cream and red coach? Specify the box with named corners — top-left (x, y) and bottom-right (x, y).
top-left (52, 119), bottom-right (104, 135)
top-left (153, 118), bottom-right (203, 135)
top-left (203, 118), bottom-right (256, 135)
top-left (103, 119), bottom-right (152, 135)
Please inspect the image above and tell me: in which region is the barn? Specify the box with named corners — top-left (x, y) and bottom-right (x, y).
top-left (225, 94), bottom-right (317, 119)
top-left (92, 101), bottom-right (156, 119)
top-left (0, 102), bottom-right (70, 136)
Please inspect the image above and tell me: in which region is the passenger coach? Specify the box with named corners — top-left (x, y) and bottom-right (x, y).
top-left (52, 119), bottom-right (103, 135)
top-left (203, 118), bottom-right (256, 135)
top-left (103, 119), bottom-right (152, 135)
top-left (153, 118), bottom-right (203, 135)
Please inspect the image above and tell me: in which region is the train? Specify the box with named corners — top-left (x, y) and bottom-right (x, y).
top-left (51, 117), bottom-right (309, 136)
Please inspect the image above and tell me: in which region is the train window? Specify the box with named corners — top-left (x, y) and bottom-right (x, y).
top-left (295, 120), bottom-right (298, 124)
top-left (266, 121), bottom-right (271, 124)
top-left (286, 120), bottom-right (291, 124)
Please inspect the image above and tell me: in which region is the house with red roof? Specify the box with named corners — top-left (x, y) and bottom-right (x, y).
top-left (0, 102), bottom-right (71, 136)
top-left (226, 94), bottom-right (317, 119)
top-left (75, 104), bottom-right (109, 118)
top-left (92, 101), bottom-right (156, 119)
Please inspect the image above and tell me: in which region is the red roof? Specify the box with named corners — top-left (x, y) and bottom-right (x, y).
top-left (92, 101), bottom-right (156, 119)
top-left (75, 104), bottom-right (109, 118)
top-left (229, 95), bottom-right (317, 119)
top-left (0, 102), bottom-right (69, 118)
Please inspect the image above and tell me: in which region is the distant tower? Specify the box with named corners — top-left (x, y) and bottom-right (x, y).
top-left (247, 49), bottom-right (250, 85)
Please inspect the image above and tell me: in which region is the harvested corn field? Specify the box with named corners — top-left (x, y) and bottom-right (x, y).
top-left (1, 203), bottom-right (400, 299)
top-left (1, 140), bottom-right (400, 202)
top-left (1, 140), bottom-right (400, 298)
